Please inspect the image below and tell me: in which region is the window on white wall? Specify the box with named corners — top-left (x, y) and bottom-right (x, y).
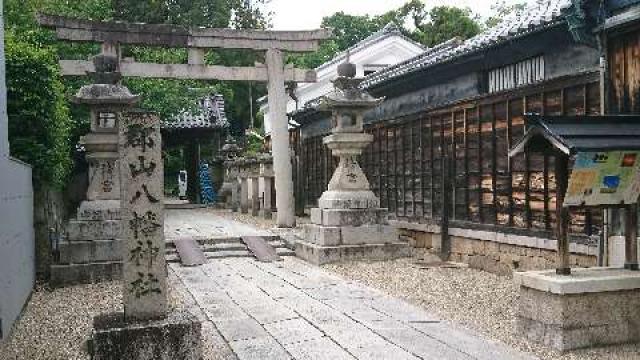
top-left (363, 64), bottom-right (388, 77)
top-left (488, 56), bottom-right (545, 93)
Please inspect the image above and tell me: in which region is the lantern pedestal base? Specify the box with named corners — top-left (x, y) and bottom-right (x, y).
top-left (91, 309), bottom-right (202, 360)
top-left (299, 196), bottom-right (409, 264)
top-left (295, 240), bottom-right (410, 265)
top-left (514, 267), bottom-right (640, 351)
top-left (51, 200), bottom-right (123, 287)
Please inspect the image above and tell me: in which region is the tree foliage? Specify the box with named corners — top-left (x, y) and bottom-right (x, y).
top-left (293, 2), bottom-right (482, 69)
top-left (413, 6), bottom-right (481, 47)
top-left (4, 0), bottom-right (271, 188)
top-left (5, 32), bottom-right (72, 188)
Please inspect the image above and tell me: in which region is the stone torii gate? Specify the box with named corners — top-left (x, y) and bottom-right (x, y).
top-left (38, 14), bottom-right (330, 227)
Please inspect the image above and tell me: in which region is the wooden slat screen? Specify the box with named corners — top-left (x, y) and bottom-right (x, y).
top-left (296, 79), bottom-right (602, 237)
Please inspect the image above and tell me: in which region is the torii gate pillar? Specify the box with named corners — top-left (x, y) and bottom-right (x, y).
top-left (266, 49), bottom-right (295, 227)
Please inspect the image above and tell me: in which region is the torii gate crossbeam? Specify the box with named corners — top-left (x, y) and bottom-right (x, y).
top-left (38, 14), bottom-right (331, 227)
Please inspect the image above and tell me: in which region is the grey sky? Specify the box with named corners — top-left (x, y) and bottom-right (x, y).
top-left (267, 0), bottom-right (524, 30)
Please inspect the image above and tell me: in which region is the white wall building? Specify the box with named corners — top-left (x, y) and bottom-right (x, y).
top-left (0, 1), bottom-right (35, 341)
top-left (260, 24), bottom-right (425, 134)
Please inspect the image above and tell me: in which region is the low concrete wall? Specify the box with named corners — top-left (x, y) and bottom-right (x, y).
top-left (0, 157), bottom-right (35, 341)
top-left (393, 220), bottom-right (597, 275)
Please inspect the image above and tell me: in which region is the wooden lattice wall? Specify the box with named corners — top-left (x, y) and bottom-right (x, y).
top-left (294, 75), bottom-right (602, 237)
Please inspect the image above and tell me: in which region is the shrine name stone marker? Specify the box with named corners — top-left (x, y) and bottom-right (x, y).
top-left (120, 111), bottom-right (167, 319)
top-left (91, 111), bottom-right (201, 360)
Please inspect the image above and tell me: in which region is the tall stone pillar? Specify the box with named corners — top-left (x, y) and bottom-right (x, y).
top-left (266, 49), bottom-right (295, 227)
top-left (51, 53), bottom-right (139, 286)
top-left (92, 111), bottom-right (202, 360)
top-left (297, 60), bottom-right (409, 265)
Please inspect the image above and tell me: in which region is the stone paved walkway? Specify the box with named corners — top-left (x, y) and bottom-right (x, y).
top-left (165, 209), bottom-right (271, 241)
top-left (166, 209), bottom-right (536, 360)
top-left (170, 257), bottom-right (536, 360)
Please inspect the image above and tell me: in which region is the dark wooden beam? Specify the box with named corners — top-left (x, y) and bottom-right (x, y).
top-left (555, 153), bottom-right (571, 275)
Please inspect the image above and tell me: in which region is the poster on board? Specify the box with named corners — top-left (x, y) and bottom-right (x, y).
top-left (564, 151), bottom-right (640, 207)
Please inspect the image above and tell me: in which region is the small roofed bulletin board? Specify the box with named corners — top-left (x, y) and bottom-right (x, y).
top-left (564, 151), bottom-right (640, 207)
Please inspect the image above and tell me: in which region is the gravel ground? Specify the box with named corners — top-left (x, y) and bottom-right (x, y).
top-left (324, 256), bottom-right (640, 360)
top-left (0, 280), bottom-right (230, 360)
top-left (0, 282), bottom-right (122, 360)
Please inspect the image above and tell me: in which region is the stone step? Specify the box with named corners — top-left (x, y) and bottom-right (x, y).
top-left (58, 239), bottom-right (123, 264)
top-left (203, 242), bottom-right (248, 252)
top-left (165, 235), bottom-right (293, 261)
top-left (167, 247), bottom-right (293, 263)
top-left (206, 250), bottom-right (252, 259)
top-left (165, 237), bottom-right (244, 247)
top-left (166, 253), bottom-right (180, 263)
top-left (50, 261), bottom-right (122, 287)
top-left (275, 248), bottom-right (295, 257)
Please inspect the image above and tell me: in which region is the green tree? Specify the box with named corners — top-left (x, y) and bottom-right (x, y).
top-left (4, 0), bottom-right (271, 186)
top-left (5, 33), bottom-right (72, 188)
top-left (413, 6), bottom-right (481, 47)
top-left (291, 12), bottom-right (382, 69)
top-left (293, 2), bottom-right (483, 69)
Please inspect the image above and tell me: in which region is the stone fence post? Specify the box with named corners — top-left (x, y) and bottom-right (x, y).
top-left (259, 155), bottom-right (274, 220)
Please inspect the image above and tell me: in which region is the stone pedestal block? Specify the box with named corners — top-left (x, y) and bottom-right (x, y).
top-left (59, 239), bottom-right (123, 264)
top-left (78, 200), bottom-right (121, 221)
top-left (50, 262), bottom-right (122, 287)
top-left (296, 241), bottom-right (411, 265)
top-left (304, 224), bottom-right (342, 246)
top-left (318, 190), bottom-right (380, 210)
top-left (67, 219), bottom-right (121, 241)
top-left (311, 207), bottom-right (388, 227)
top-left (514, 267), bottom-right (640, 351)
top-left (55, 202), bottom-right (123, 286)
top-left (301, 204), bottom-right (405, 264)
top-left (304, 222), bottom-right (398, 247)
top-left (91, 310), bottom-right (202, 360)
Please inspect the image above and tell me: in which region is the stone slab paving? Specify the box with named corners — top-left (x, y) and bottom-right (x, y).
top-left (165, 209), bottom-right (536, 359)
top-left (169, 257), bottom-right (538, 360)
top-left (165, 209), bottom-right (271, 241)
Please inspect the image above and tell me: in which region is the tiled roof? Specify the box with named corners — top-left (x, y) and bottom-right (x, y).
top-left (163, 94), bottom-right (229, 130)
top-left (510, 114), bottom-right (640, 157)
top-left (362, 0), bottom-right (573, 89)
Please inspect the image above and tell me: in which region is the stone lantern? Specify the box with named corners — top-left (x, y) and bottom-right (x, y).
top-left (318, 61), bottom-right (383, 209)
top-left (75, 54), bottom-right (139, 214)
top-left (298, 61), bottom-right (409, 265)
top-left (51, 54), bottom-right (140, 286)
